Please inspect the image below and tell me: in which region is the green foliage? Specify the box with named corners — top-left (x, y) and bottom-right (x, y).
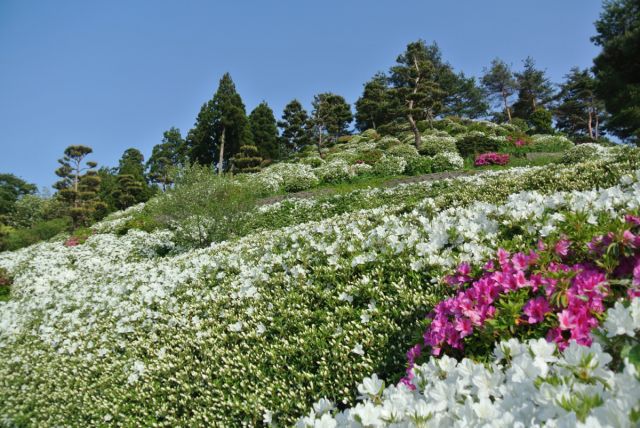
top-left (0, 218), bottom-right (70, 252)
top-left (554, 68), bottom-right (607, 139)
top-left (0, 267), bottom-right (11, 302)
top-left (455, 134), bottom-right (500, 158)
top-left (249, 102), bottom-right (280, 160)
top-left (481, 58), bottom-right (517, 122)
top-left (355, 149), bottom-right (384, 166)
top-left (405, 156), bottom-right (433, 175)
top-left (0, 174), bottom-right (36, 218)
top-left (231, 145), bottom-right (263, 174)
top-left (592, 0), bottom-right (640, 144)
top-left (372, 156), bottom-right (406, 176)
top-left (528, 108), bottom-right (554, 134)
top-left (143, 164), bottom-right (261, 247)
top-left (354, 73), bottom-right (396, 131)
top-left (512, 57), bottom-right (555, 121)
top-left (186, 73), bottom-right (252, 167)
top-left (310, 93), bottom-right (353, 154)
top-left (386, 144), bottom-right (420, 161)
top-left (6, 194), bottom-right (67, 229)
top-left (147, 127), bottom-right (186, 189)
top-left (278, 99), bottom-right (312, 154)
top-left (417, 134), bottom-right (458, 156)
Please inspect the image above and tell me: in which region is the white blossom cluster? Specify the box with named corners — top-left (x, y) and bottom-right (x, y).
top-left (298, 300), bottom-right (640, 428)
top-left (1, 162), bottom-right (640, 425)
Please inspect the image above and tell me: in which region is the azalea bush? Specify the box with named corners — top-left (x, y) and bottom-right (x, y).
top-left (474, 152), bottom-right (510, 166)
top-left (298, 300), bottom-right (640, 427)
top-left (0, 267), bottom-right (11, 302)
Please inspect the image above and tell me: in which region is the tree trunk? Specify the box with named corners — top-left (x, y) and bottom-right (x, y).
top-left (587, 109), bottom-right (593, 139)
top-left (218, 127), bottom-right (225, 176)
top-left (594, 110), bottom-right (600, 140)
top-left (317, 125), bottom-right (324, 158)
top-left (73, 160), bottom-right (80, 208)
top-left (410, 55), bottom-right (422, 150)
top-left (502, 89), bottom-right (512, 123)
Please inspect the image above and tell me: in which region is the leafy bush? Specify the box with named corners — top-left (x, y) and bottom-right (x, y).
top-left (510, 117), bottom-right (530, 133)
top-left (315, 159), bottom-right (353, 184)
top-left (431, 152), bottom-right (464, 172)
top-left (0, 266), bottom-right (11, 302)
top-left (528, 107), bottom-right (554, 134)
top-left (375, 136), bottom-right (401, 150)
top-left (144, 164), bottom-right (261, 247)
top-left (299, 156), bottom-right (325, 168)
top-left (417, 134), bottom-right (459, 156)
top-left (361, 129), bottom-right (379, 140)
top-left (562, 143), bottom-right (608, 164)
top-left (529, 134), bottom-right (574, 152)
top-left (455, 133), bottom-right (500, 158)
top-left (0, 218), bottom-right (70, 252)
top-left (349, 162), bottom-right (373, 176)
top-left (386, 144), bottom-right (420, 161)
top-left (372, 155), bottom-right (406, 176)
top-left (256, 163), bottom-right (319, 193)
top-left (354, 149), bottom-right (384, 166)
top-left (405, 156), bottom-right (433, 175)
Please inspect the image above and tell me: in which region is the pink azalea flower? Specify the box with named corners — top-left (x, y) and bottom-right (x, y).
top-left (522, 297), bottom-right (550, 324)
top-left (555, 238), bottom-right (571, 257)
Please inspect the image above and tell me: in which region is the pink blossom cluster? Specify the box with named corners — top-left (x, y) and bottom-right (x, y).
top-left (401, 215), bottom-right (640, 388)
top-left (63, 237), bottom-right (81, 247)
top-left (474, 152), bottom-right (510, 166)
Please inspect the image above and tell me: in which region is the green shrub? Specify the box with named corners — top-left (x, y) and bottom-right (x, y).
top-left (528, 108), bottom-right (554, 134)
top-left (354, 149), bottom-right (384, 166)
top-left (315, 160), bottom-right (353, 184)
top-left (375, 136), bottom-right (402, 150)
top-left (144, 165), bottom-right (261, 247)
top-left (0, 218), bottom-right (70, 252)
top-left (562, 143), bottom-right (607, 164)
top-left (0, 267), bottom-right (11, 302)
top-left (372, 156), bottom-right (406, 176)
top-left (455, 133), bottom-right (500, 158)
top-left (361, 129), bottom-right (379, 140)
top-left (299, 157), bottom-right (325, 168)
top-left (418, 135), bottom-right (459, 156)
top-left (386, 144), bottom-right (420, 161)
top-left (405, 156), bottom-right (433, 175)
top-left (432, 152), bottom-right (465, 172)
top-left (509, 118), bottom-right (530, 133)
top-left (528, 135), bottom-right (574, 152)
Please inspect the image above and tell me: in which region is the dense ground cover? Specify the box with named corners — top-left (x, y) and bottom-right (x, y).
top-left (1, 145), bottom-right (640, 425)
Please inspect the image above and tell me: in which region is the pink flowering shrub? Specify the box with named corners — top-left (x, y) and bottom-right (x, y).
top-left (474, 152), bottom-right (510, 166)
top-left (63, 228), bottom-right (93, 247)
top-left (402, 213), bottom-right (640, 387)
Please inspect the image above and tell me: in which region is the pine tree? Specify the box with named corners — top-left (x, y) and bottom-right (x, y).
top-left (186, 73), bottom-right (251, 171)
top-left (112, 148), bottom-right (151, 209)
top-left (277, 99), bottom-right (311, 155)
top-left (147, 127), bottom-right (186, 190)
top-left (355, 73), bottom-right (394, 131)
top-left (512, 57), bottom-right (555, 121)
top-left (53, 145), bottom-right (104, 226)
top-left (249, 102), bottom-right (279, 160)
top-left (481, 58), bottom-right (518, 122)
top-left (310, 93), bottom-right (353, 157)
top-left (443, 72), bottom-right (488, 119)
top-left (554, 68), bottom-right (607, 139)
top-left (592, 0), bottom-right (640, 143)
top-left (389, 40), bottom-right (445, 149)
top-left (0, 174), bottom-right (36, 219)
top-left (231, 145), bottom-right (263, 174)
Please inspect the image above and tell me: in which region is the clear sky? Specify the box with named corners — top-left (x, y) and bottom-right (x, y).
top-left (0, 0), bottom-right (605, 190)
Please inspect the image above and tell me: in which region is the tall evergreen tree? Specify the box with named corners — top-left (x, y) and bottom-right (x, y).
top-left (277, 99), bottom-right (311, 155)
top-left (354, 73), bottom-right (394, 131)
top-left (310, 93), bottom-right (353, 157)
top-left (147, 127), bottom-right (185, 190)
top-left (481, 58), bottom-right (518, 122)
top-left (443, 72), bottom-right (488, 119)
top-left (554, 68), bottom-right (607, 139)
top-left (592, 0), bottom-right (640, 144)
top-left (186, 73), bottom-right (251, 170)
top-left (112, 148), bottom-right (151, 209)
top-left (512, 57), bottom-right (555, 121)
top-left (389, 40), bottom-right (445, 149)
top-left (53, 145), bottom-right (104, 226)
top-left (249, 102), bottom-right (279, 160)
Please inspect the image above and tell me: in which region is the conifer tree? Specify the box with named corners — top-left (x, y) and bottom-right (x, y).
top-left (310, 93), bottom-right (353, 157)
top-left (186, 73), bottom-right (251, 171)
top-left (512, 57), bottom-right (555, 121)
top-left (249, 102), bottom-right (279, 160)
top-left (277, 99), bottom-right (311, 155)
top-left (147, 127), bottom-right (186, 190)
top-left (53, 145), bottom-right (104, 226)
top-left (112, 148), bottom-right (151, 209)
top-left (355, 73), bottom-right (394, 131)
top-left (554, 68), bottom-right (607, 139)
top-left (481, 58), bottom-right (518, 122)
top-left (231, 145), bottom-right (263, 174)
top-left (389, 40), bottom-right (445, 149)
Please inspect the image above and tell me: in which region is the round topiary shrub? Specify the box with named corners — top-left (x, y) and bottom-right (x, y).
top-left (315, 159), bottom-right (353, 184)
top-left (375, 136), bottom-right (402, 150)
top-left (418, 135), bottom-right (459, 156)
top-left (354, 149), bottom-right (384, 166)
top-left (405, 156), bottom-right (433, 175)
top-left (386, 144), bottom-right (420, 161)
top-left (455, 133), bottom-right (500, 158)
top-left (432, 152), bottom-right (464, 172)
top-left (372, 155), bottom-right (407, 176)
top-left (561, 143), bottom-right (607, 164)
top-left (361, 129), bottom-right (380, 140)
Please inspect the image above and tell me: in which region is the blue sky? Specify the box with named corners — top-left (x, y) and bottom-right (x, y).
top-left (0, 0), bottom-right (605, 189)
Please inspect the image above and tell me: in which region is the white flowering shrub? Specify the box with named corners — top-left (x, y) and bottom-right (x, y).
top-left (315, 159), bottom-right (354, 184)
top-left (300, 156), bottom-right (325, 168)
top-left (257, 163), bottom-right (319, 192)
top-left (562, 143), bottom-right (611, 164)
top-left (372, 155), bottom-right (407, 176)
top-left (431, 151), bottom-right (464, 172)
top-left (348, 162), bottom-right (373, 176)
top-left (375, 136), bottom-right (402, 150)
top-left (529, 134), bottom-right (574, 152)
top-left (418, 134), bottom-right (458, 156)
top-left (299, 300), bottom-right (640, 427)
top-left (385, 144), bottom-right (420, 161)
